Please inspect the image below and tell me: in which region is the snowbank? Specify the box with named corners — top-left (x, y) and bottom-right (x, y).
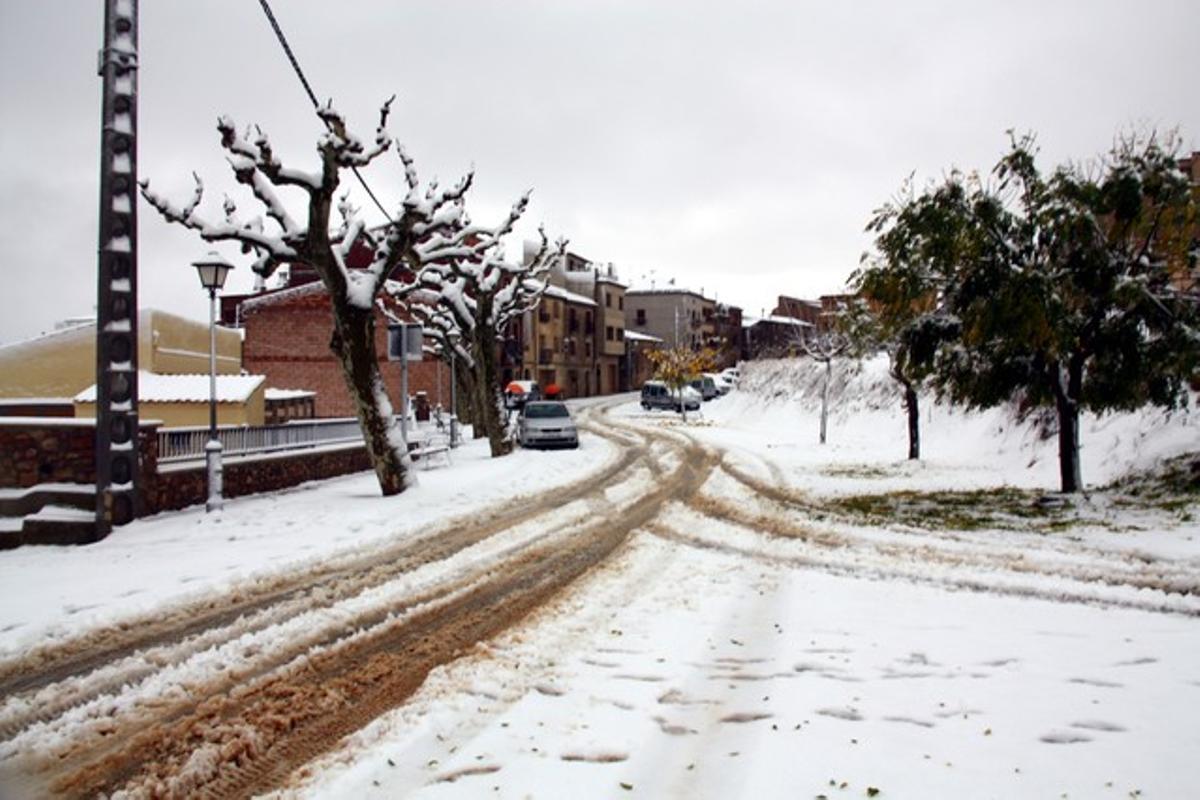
top-left (698, 355), bottom-right (1199, 494)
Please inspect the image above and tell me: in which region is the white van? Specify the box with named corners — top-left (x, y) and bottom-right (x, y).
top-left (640, 380), bottom-right (701, 412)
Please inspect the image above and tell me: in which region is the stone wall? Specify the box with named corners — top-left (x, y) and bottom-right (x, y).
top-left (0, 418), bottom-right (100, 487)
top-left (143, 443), bottom-right (372, 514)
top-left (1, 418), bottom-right (373, 517)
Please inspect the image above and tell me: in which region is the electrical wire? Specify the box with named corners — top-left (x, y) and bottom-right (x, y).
top-left (255, 0), bottom-right (394, 223)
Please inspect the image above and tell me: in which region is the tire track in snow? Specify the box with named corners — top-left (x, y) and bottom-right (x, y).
top-left (688, 481), bottom-right (1200, 599)
top-left (0, 400), bottom-right (720, 799)
top-left (646, 503), bottom-right (1200, 617)
top-left (0, 404), bottom-right (643, 717)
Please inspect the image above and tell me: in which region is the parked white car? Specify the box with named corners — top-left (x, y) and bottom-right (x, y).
top-left (516, 401), bottom-right (579, 449)
top-left (706, 372), bottom-right (732, 395)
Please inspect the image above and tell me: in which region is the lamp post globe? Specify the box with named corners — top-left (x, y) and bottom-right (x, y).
top-left (192, 252), bottom-right (235, 512)
top-left (192, 251), bottom-right (234, 293)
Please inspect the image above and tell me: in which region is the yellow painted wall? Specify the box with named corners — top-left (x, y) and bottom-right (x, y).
top-left (144, 309), bottom-right (241, 376)
top-left (0, 309), bottom-right (241, 399)
top-left (74, 383), bottom-right (265, 428)
top-left (0, 322), bottom-right (94, 398)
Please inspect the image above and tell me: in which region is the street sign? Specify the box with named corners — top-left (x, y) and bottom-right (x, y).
top-left (387, 323), bottom-right (424, 362)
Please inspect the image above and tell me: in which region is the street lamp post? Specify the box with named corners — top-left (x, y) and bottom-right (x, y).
top-left (192, 253), bottom-right (234, 512)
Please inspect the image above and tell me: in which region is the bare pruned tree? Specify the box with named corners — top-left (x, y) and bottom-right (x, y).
top-left (402, 229), bottom-right (564, 456)
top-left (796, 324), bottom-right (851, 445)
top-left (141, 98), bottom-right (534, 495)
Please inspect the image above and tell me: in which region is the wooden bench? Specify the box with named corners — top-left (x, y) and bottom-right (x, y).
top-left (410, 435), bottom-right (452, 470)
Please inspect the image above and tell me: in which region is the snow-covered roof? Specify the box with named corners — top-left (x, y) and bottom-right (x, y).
top-left (624, 284), bottom-right (708, 300)
top-left (240, 277), bottom-right (415, 315)
top-left (74, 372), bottom-right (265, 404)
top-left (542, 284), bottom-right (597, 307)
top-left (264, 388), bottom-right (316, 401)
top-left (238, 281), bottom-right (327, 312)
top-left (624, 330), bottom-right (664, 343)
top-left (0, 397), bottom-right (74, 406)
top-left (0, 310), bottom-right (171, 353)
top-left (752, 315), bottom-right (813, 327)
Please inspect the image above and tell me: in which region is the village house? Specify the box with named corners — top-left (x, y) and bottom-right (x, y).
top-left (228, 277), bottom-right (451, 420)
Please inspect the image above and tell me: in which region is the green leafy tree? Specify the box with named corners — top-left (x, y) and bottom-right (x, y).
top-left (877, 131), bottom-right (1198, 492)
top-left (850, 178), bottom-right (965, 459)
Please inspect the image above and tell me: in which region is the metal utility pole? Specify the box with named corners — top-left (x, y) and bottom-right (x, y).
top-left (94, 0), bottom-right (140, 540)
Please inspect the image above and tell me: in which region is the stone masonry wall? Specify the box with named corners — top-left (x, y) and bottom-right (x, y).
top-left (0, 419), bottom-right (99, 488)
top-left (1, 419), bottom-right (374, 517)
top-left (144, 444), bottom-right (372, 515)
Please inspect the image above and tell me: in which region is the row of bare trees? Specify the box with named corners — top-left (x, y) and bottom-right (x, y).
top-left (141, 98), bottom-right (562, 496)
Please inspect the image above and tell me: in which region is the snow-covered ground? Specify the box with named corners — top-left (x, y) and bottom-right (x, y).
top-left (2, 356), bottom-right (1198, 798)
top-left (286, 534), bottom-right (1197, 800)
top-left (281, 358), bottom-right (1200, 799)
top-left (0, 426), bottom-right (618, 660)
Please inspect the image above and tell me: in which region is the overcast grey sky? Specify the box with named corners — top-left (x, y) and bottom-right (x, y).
top-left (1, 0), bottom-right (1197, 343)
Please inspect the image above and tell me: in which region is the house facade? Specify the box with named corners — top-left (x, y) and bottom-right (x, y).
top-left (236, 282), bottom-right (451, 418)
top-left (514, 246), bottom-right (631, 398)
top-left (522, 283), bottom-right (598, 398)
top-left (624, 288), bottom-right (709, 351)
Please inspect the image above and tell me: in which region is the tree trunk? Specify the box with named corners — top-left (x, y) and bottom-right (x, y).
top-left (1051, 359), bottom-right (1083, 494)
top-left (328, 301), bottom-right (409, 496)
top-left (903, 380), bottom-right (920, 460)
top-left (471, 323), bottom-right (512, 457)
top-left (819, 358), bottom-right (830, 444)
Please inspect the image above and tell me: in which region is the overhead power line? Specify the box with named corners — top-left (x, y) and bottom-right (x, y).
top-left (255, 0), bottom-right (394, 223)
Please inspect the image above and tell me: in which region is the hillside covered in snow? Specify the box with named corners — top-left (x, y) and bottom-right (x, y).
top-left (712, 354), bottom-right (1198, 495)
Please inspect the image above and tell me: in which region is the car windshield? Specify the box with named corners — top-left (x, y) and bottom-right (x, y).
top-left (524, 403), bottom-right (570, 419)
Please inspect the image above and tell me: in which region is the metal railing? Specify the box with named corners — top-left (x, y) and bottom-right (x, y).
top-left (157, 417), bottom-right (366, 464)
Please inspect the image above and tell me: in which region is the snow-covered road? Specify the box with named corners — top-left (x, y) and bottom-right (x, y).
top-left (0, 369), bottom-right (1197, 798)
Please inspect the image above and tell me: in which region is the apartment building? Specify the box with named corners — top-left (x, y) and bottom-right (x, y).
top-left (522, 283), bottom-right (598, 397)
top-left (624, 287), bottom-right (711, 351)
top-left (517, 245), bottom-right (630, 398)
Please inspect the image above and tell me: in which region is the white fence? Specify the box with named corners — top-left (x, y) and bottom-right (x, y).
top-left (156, 418), bottom-right (366, 464)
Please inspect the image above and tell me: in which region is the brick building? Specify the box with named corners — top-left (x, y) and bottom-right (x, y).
top-left (236, 282), bottom-right (450, 419)
top-left (772, 295), bottom-right (823, 328)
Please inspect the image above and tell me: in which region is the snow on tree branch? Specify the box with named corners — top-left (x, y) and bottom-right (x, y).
top-left (317, 96), bottom-right (395, 170)
top-left (139, 174), bottom-right (298, 274)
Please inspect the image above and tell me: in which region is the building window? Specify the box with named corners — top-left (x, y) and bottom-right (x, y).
top-left (605, 292), bottom-right (611, 308)
top-left (636, 309), bottom-right (646, 325)
top-left (617, 328), bottom-right (624, 341)
top-left (618, 296), bottom-right (624, 311)
top-left (606, 326), bottom-right (614, 341)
